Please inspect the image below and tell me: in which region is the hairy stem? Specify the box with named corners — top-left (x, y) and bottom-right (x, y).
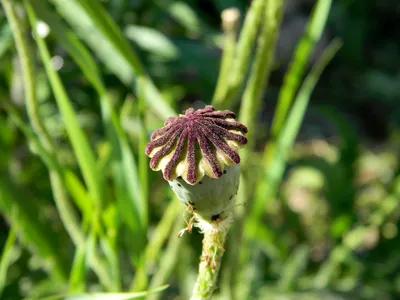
top-left (217, 0), bottom-right (265, 109)
top-left (191, 214), bottom-right (233, 300)
top-left (212, 8), bottom-right (240, 107)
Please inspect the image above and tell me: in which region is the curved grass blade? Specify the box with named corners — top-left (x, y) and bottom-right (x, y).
top-left (248, 38), bottom-right (343, 235)
top-left (48, 0), bottom-right (176, 119)
top-left (25, 1), bottom-right (105, 212)
top-left (270, 0), bottom-right (333, 138)
top-left (0, 228), bottom-right (17, 298)
top-left (30, 0), bottom-right (146, 235)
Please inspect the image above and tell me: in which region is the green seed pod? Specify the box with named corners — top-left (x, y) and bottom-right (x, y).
top-left (145, 105), bottom-right (247, 219)
top-left (169, 165), bottom-right (240, 220)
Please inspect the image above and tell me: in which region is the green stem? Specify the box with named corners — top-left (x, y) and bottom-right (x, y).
top-left (223, 2), bottom-right (284, 297)
top-left (239, 0), bottom-right (284, 156)
top-left (212, 8), bottom-right (240, 107)
top-left (5, 0), bottom-right (113, 289)
top-left (190, 215), bottom-right (232, 300)
top-left (131, 199), bottom-right (181, 291)
top-left (269, 0), bottom-right (332, 138)
top-left (217, 0), bottom-right (266, 109)
top-left (2, 0), bottom-right (83, 247)
top-left (0, 228), bottom-right (17, 298)
top-left (2, 0), bottom-right (53, 151)
top-left (148, 217), bottom-right (185, 300)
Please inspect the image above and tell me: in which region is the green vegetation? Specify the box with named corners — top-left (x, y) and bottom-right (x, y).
top-left (0, 0), bottom-right (399, 299)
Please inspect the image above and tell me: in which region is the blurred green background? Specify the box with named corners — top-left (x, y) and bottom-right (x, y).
top-left (0, 0), bottom-right (399, 299)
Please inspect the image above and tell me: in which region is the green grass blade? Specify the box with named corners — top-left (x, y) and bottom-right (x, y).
top-left (239, 0), bottom-right (284, 153)
top-left (211, 8), bottom-right (240, 106)
top-left (278, 244), bottom-right (310, 291)
top-left (0, 176), bottom-right (68, 282)
top-left (249, 38), bottom-right (343, 233)
top-left (6, 103), bottom-right (85, 246)
top-left (25, 1), bottom-right (105, 211)
top-left (0, 228), bottom-right (17, 298)
top-left (62, 285), bottom-right (168, 300)
top-left (101, 93), bottom-right (144, 230)
top-left (131, 199), bottom-right (181, 291)
top-left (0, 23), bottom-right (12, 60)
top-left (30, 0), bottom-right (146, 239)
top-left (215, 0), bottom-right (265, 109)
top-left (69, 246), bottom-right (87, 293)
top-left (64, 171), bottom-right (92, 220)
top-left (147, 218), bottom-right (185, 300)
top-left (29, 0), bottom-right (103, 91)
top-left (270, 0), bottom-right (333, 138)
top-left (48, 0), bottom-right (176, 119)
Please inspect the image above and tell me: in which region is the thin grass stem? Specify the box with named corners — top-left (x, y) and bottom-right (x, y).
top-left (215, 0), bottom-right (265, 109)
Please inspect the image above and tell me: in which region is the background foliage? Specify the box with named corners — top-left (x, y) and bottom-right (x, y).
top-left (0, 0), bottom-right (399, 299)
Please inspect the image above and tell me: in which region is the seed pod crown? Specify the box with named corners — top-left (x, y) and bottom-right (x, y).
top-left (145, 105), bottom-right (248, 185)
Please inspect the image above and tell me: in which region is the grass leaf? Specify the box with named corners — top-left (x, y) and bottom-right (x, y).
top-left (48, 0), bottom-right (176, 119)
top-left (25, 1), bottom-right (105, 211)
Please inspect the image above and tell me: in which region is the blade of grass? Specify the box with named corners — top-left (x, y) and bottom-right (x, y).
top-left (0, 228), bottom-right (17, 298)
top-left (213, 0), bottom-right (265, 109)
top-left (211, 8), bottom-right (240, 105)
top-left (29, 0), bottom-right (103, 91)
top-left (1, 0), bottom-right (80, 281)
top-left (62, 285), bottom-right (169, 300)
top-left (64, 170), bottom-right (92, 221)
top-left (278, 244), bottom-right (309, 291)
top-left (0, 175), bottom-right (68, 282)
top-left (69, 245), bottom-right (87, 293)
top-left (269, 0), bottom-right (333, 138)
top-left (248, 38), bottom-right (343, 235)
top-left (239, 0), bottom-right (284, 154)
top-left (147, 218), bottom-right (185, 300)
top-left (131, 199), bottom-right (181, 291)
top-left (32, 0), bottom-right (148, 274)
top-left (223, 2), bottom-right (284, 297)
top-left (7, 107), bottom-right (113, 290)
top-left (33, 0), bottom-right (147, 236)
top-left (25, 1), bottom-right (105, 212)
top-left (4, 0), bottom-right (113, 290)
top-left (47, 0), bottom-right (176, 119)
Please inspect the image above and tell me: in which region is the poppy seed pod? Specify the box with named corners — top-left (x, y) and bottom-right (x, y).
top-left (145, 105), bottom-right (248, 220)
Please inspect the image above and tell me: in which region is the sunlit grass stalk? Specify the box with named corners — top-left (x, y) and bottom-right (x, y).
top-left (212, 8), bottom-right (240, 105)
top-left (137, 76), bottom-right (149, 228)
top-left (148, 217), bottom-right (185, 300)
top-left (24, 0), bottom-right (107, 222)
top-left (1, 0), bottom-right (53, 150)
top-left (269, 0), bottom-right (333, 137)
top-left (131, 199), bottom-right (181, 291)
top-left (223, 1), bottom-right (284, 296)
top-left (48, 0), bottom-right (176, 119)
top-left (239, 0), bottom-right (285, 158)
top-left (5, 0), bottom-right (114, 290)
top-left (241, 38), bottom-right (342, 299)
top-left (0, 228), bottom-right (16, 298)
top-left (250, 38), bottom-right (343, 232)
top-left (213, 0), bottom-right (265, 109)
top-left (2, 0), bottom-right (83, 248)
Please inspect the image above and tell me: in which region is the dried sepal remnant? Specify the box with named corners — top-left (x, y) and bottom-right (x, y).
top-left (145, 105), bottom-right (248, 185)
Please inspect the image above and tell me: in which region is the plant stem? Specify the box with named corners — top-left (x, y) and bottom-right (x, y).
top-left (5, 0), bottom-right (113, 289)
top-left (148, 217), bottom-right (185, 300)
top-left (2, 0), bottom-right (83, 247)
top-left (215, 0), bottom-right (265, 109)
top-left (269, 0), bottom-right (333, 138)
top-left (239, 0), bottom-right (284, 157)
top-left (191, 214), bottom-right (233, 300)
top-left (212, 8), bottom-right (240, 106)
